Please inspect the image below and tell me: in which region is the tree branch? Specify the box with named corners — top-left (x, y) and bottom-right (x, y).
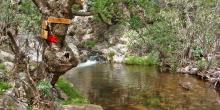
top-left (72, 11), bottom-right (94, 16)
top-left (31, 0), bottom-right (50, 15)
top-left (7, 29), bottom-right (19, 55)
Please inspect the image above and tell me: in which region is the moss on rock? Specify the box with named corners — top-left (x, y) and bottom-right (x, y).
top-left (56, 78), bottom-right (89, 105)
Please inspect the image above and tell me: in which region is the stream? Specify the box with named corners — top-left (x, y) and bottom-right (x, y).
top-left (65, 64), bottom-right (220, 110)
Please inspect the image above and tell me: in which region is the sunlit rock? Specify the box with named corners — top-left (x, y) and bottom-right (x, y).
top-left (0, 51), bottom-right (14, 62)
top-left (63, 104), bottom-right (103, 110)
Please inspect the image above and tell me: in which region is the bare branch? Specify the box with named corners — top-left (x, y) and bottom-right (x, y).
top-left (31, 0), bottom-right (50, 15)
top-left (7, 29), bottom-right (19, 54)
top-left (72, 11), bottom-right (94, 16)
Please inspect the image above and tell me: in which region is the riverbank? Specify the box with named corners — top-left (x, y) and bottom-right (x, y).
top-left (178, 65), bottom-right (220, 89)
top-left (57, 78), bottom-right (103, 110)
top-left (0, 62), bottom-right (103, 110)
top-left (1, 57), bottom-right (220, 110)
top-left (112, 54), bottom-right (220, 91)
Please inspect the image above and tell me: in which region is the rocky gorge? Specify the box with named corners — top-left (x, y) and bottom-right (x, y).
top-left (1, 0), bottom-right (220, 109)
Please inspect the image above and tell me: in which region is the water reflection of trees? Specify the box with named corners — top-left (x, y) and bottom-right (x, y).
top-left (65, 64), bottom-right (220, 110)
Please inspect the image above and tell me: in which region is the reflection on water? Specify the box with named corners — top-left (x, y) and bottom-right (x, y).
top-left (65, 64), bottom-right (220, 110)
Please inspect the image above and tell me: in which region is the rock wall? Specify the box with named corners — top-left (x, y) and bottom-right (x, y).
top-left (67, 14), bottom-right (131, 63)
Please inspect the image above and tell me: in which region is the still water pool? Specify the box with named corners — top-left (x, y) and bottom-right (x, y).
top-left (65, 64), bottom-right (220, 110)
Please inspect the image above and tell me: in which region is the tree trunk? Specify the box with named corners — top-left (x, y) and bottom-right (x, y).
top-left (32, 0), bottom-right (81, 86)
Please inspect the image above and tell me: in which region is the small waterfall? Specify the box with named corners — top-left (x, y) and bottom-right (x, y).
top-left (72, 0), bottom-right (106, 68)
top-left (77, 60), bottom-right (97, 68)
top-left (77, 56), bottom-right (98, 68)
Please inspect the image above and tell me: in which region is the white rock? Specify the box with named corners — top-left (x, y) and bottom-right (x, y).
top-left (113, 54), bottom-right (125, 63)
top-left (189, 68), bottom-right (198, 74)
top-left (0, 51), bottom-right (14, 62)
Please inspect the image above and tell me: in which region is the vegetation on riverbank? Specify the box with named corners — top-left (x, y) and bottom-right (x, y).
top-left (56, 78), bottom-right (89, 105)
top-left (0, 81), bottom-right (11, 94)
top-left (124, 53), bottom-right (157, 66)
top-left (91, 0), bottom-right (220, 72)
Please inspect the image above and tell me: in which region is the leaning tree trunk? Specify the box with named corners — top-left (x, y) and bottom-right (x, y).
top-left (32, 0), bottom-right (82, 86)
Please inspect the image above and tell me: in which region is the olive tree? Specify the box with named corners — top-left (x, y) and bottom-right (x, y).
top-left (1, 0), bottom-right (91, 109)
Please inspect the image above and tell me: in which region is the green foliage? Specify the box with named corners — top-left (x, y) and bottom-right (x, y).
top-left (90, 0), bottom-right (114, 23)
top-left (147, 21), bottom-right (180, 52)
top-left (139, 0), bottom-right (158, 15)
top-left (0, 64), bottom-right (6, 70)
top-left (82, 39), bottom-right (97, 48)
top-left (124, 53), bottom-right (157, 66)
top-left (129, 15), bottom-right (144, 29)
top-left (37, 80), bottom-right (52, 97)
top-left (192, 47), bottom-right (203, 60)
top-left (56, 78), bottom-right (89, 104)
top-left (0, 81), bottom-right (11, 94)
top-left (0, 0), bottom-right (14, 22)
top-left (90, 0), bottom-right (158, 24)
top-left (17, 0), bottom-right (41, 34)
top-left (0, 0), bottom-right (41, 34)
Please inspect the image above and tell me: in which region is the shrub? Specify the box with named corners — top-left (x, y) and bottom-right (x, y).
top-left (0, 81), bottom-right (11, 94)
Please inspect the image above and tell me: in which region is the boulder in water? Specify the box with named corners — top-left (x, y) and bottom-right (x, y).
top-left (179, 81), bottom-right (193, 91)
top-left (177, 65), bottom-right (198, 75)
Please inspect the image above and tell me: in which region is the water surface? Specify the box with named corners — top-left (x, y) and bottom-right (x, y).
top-left (65, 64), bottom-right (220, 110)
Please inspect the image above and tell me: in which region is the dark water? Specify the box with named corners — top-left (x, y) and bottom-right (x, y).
top-left (65, 64), bottom-right (220, 110)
